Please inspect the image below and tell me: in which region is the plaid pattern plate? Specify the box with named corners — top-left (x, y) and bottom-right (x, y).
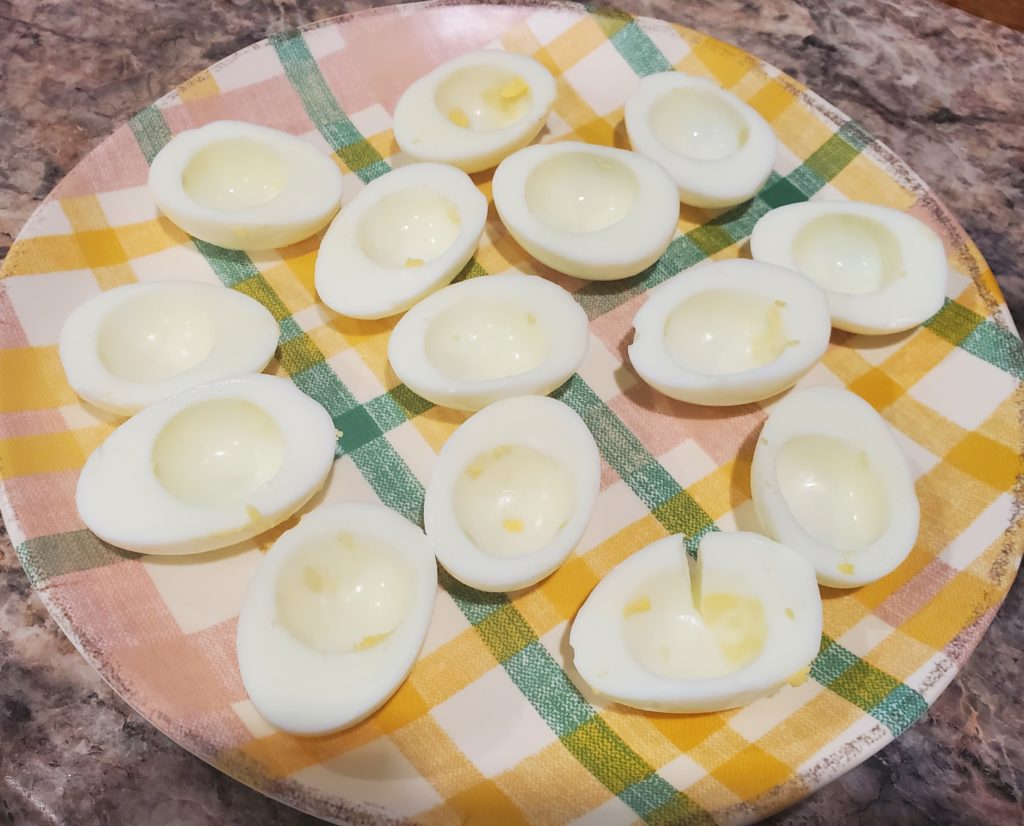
top-left (1, 2), bottom-right (1022, 823)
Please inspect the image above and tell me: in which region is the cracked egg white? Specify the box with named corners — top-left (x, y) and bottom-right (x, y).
top-left (571, 531), bottom-right (822, 713)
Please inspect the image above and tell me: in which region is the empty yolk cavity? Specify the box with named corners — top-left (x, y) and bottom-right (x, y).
top-left (776, 434), bottom-right (888, 552)
top-left (424, 299), bottom-right (549, 381)
top-left (664, 289), bottom-right (788, 375)
top-left (454, 445), bottom-right (574, 557)
top-left (435, 67), bottom-right (533, 131)
top-left (623, 573), bottom-right (767, 679)
top-left (276, 532), bottom-right (413, 654)
top-left (358, 187), bottom-right (460, 269)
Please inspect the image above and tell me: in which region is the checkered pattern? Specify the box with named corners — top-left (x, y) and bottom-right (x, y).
top-left (1, 3), bottom-right (1021, 824)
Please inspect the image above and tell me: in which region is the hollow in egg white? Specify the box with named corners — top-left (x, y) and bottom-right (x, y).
top-left (387, 274), bottom-right (589, 411)
top-left (148, 120), bottom-right (343, 250)
top-left (625, 73), bottom-right (778, 208)
top-left (393, 50), bottom-right (556, 173)
top-left (628, 259), bottom-right (831, 406)
top-left (423, 395), bottom-right (600, 592)
top-left (750, 386), bottom-right (920, 588)
top-left (492, 141), bottom-right (680, 281)
top-left (236, 502), bottom-right (437, 735)
top-left (314, 163), bottom-right (488, 319)
top-left (59, 281), bottom-right (279, 415)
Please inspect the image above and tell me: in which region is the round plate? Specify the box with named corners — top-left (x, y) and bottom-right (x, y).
top-left (2, 2), bottom-right (1022, 824)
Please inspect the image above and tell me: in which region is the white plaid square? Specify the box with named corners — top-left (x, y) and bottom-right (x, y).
top-left (431, 666), bottom-right (557, 778)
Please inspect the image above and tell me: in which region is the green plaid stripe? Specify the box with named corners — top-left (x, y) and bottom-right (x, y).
top-left (811, 635), bottom-right (928, 736)
top-left (18, 531), bottom-right (137, 589)
top-left (589, 6), bottom-right (673, 76)
top-left (270, 31), bottom-right (390, 182)
top-left (554, 376), bottom-right (716, 555)
top-left (925, 299), bottom-right (1024, 380)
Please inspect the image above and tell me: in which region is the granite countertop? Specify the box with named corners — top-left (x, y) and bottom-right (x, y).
top-left (1, 1), bottom-right (1022, 823)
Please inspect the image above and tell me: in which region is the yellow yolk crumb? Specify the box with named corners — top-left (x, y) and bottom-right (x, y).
top-left (492, 445), bottom-right (513, 459)
top-left (502, 518), bottom-right (524, 533)
top-left (786, 666), bottom-right (811, 687)
top-left (838, 562), bottom-right (856, 575)
top-left (404, 257), bottom-right (425, 268)
top-left (448, 107), bottom-right (470, 127)
top-left (355, 633), bottom-right (389, 651)
top-left (500, 76), bottom-right (529, 100)
top-left (465, 462), bottom-right (484, 480)
top-left (785, 607), bottom-right (795, 620)
top-left (623, 596), bottom-right (652, 617)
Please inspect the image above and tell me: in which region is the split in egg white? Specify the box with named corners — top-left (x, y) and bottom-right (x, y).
top-left (492, 141), bottom-right (680, 281)
top-left (570, 531), bottom-right (823, 713)
top-left (148, 120), bottom-right (343, 250)
top-left (76, 374), bottom-right (336, 555)
top-left (625, 73), bottom-right (778, 208)
top-left (236, 502), bottom-right (437, 735)
top-left (59, 281), bottom-right (279, 415)
top-left (750, 386), bottom-right (920, 588)
top-left (393, 50), bottom-right (556, 173)
top-left (314, 163), bottom-right (488, 320)
top-left (750, 201), bottom-right (947, 334)
top-left (423, 396), bottom-right (600, 592)
top-left (387, 274), bottom-right (589, 412)
top-left (628, 259), bottom-right (831, 406)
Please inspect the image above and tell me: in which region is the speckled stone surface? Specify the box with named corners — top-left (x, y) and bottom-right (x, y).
top-left (1, 1), bottom-right (1021, 824)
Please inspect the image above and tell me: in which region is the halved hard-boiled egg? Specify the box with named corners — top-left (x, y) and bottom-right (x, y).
top-left (314, 163), bottom-right (487, 319)
top-left (393, 50), bottom-right (556, 173)
top-left (750, 201), bottom-right (947, 334)
top-left (149, 120), bottom-right (343, 250)
top-left (492, 142), bottom-right (679, 280)
top-left (59, 281), bottom-right (279, 415)
top-left (423, 396), bottom-right (600, 592)
top-left (236, 502), bottom-right (437, 735)
top-left (750, 387), bottom-right (920, 588)
top-left (570, 531), bottom-right (822, 713)
top-left (628, 259), bottom-right (831, 406)
top-left (625, 73), bottom-right (778, 208)
top-left (77, 375), bottom-right (335, 555)
top-left (388, 274), bottom-right (589, 411)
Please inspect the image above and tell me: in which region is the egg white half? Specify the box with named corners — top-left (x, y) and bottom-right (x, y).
top-left (570, 531), bottom-right (822, 713)
top-left (625, 73), bottom-right (778, 208)
top-left (629, 259), bottom-right (831, 406)
top-left (492, 141), bottom-right (680, 280)
top-left (387, 274), bottom-right (589, 412)
top-left (148, 120), bottom-right (343, 250)
top-left (59, 281), bottom-right (279, 415)
top-left (750, 386), bottom-right (920, 587)
top-left (393, 50), bottom-right (556, 173)
top-left (236, 502), bottom-right (437, 735)
top-left (750, 201), bottom-right (947, 334)
top-left (424, 395), bottom-right (600, 592)
top-left (76, 374), bottom-right (336, 555)
top-left (314, 163), bottom-right (487, 320)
